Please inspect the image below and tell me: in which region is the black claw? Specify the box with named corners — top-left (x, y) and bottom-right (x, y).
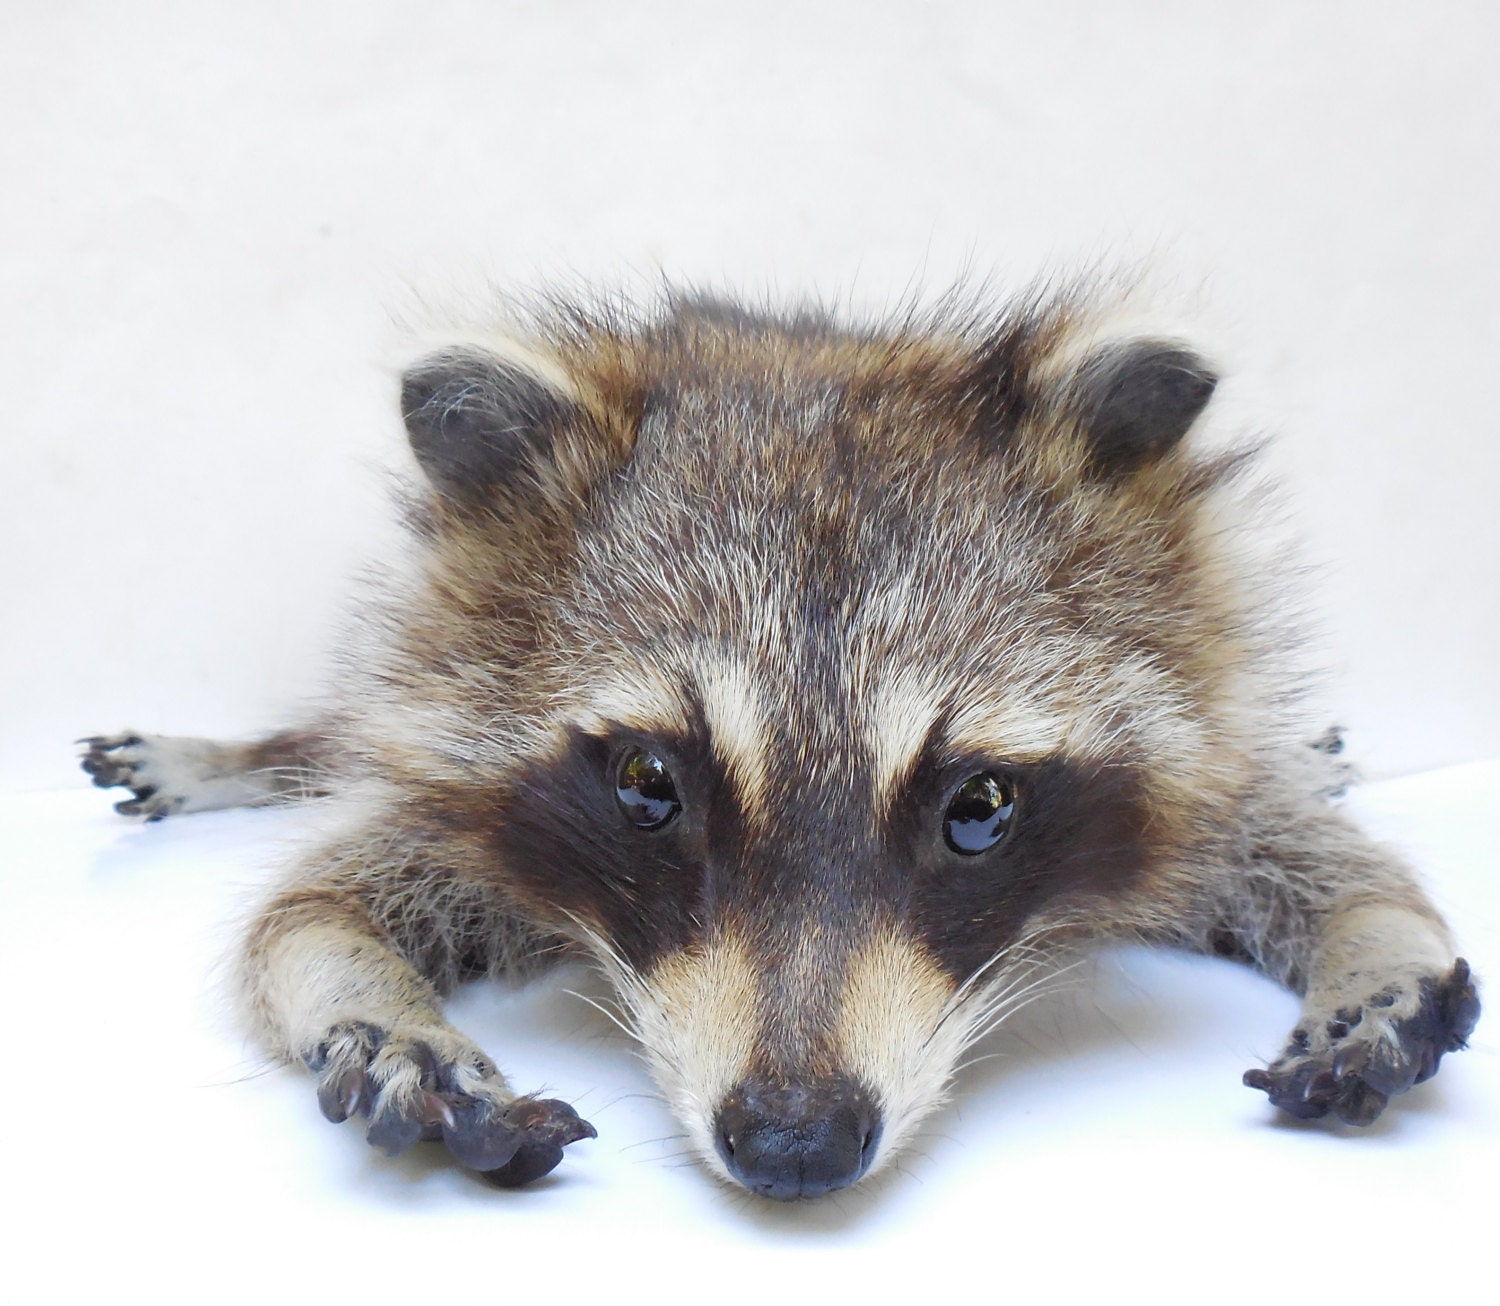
top-left (508, 1097), bottom-right (597, 1147)
top-left (318, 1068), bottom-right (369, 1124)
top-left (415, 1090), bottom-right (457, 1131)
top-left (79, 734), bottom-right (141, 753)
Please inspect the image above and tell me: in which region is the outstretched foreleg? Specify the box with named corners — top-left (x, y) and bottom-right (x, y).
top-left (242, 836), bottom-right (594, 1185)
top-left (1191, 787), bottom-right (1478, 1125)
top-left (79, 727), bottom-right (335, 819)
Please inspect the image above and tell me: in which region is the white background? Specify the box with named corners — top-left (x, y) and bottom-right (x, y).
top-left (2, 0), bottom-right (1497, 789)
top-left (2, 3), bottom-right (1496, 1300)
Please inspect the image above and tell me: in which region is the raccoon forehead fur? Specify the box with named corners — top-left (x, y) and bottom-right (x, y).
top-left (377, 284), bottom-right (1261, 853)
top-left (84, 275), bottom-right (1477, 1201)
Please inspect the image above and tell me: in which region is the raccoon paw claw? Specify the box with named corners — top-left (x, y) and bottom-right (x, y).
top-left (77, 733), bottom-right (186, 821)
top-left (1242, 1061), bottom-right (1389, 1126)
top-left (1244, 959), bottom-right (1480, 1126)
top-left (303, 1020), bottom-right (594, 1186)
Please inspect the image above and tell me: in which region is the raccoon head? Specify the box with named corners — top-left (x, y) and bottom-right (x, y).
top-left (395, 292), bottom-right (1239, 1200)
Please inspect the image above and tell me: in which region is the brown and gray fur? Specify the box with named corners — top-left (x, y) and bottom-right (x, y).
top-left (82, 279), bottom-right (1479, 1199)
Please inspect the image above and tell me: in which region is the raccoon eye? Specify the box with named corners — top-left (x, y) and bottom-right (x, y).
top-left (615, 751), bottom-right (682, 830)
top-left (943, 773), bottom-right (1017, 854)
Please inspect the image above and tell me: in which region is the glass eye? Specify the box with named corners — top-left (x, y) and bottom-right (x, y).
top-left (615, 751), bottom-right (682, 830)
top-left (943, 773), bottom-right (1016, 854)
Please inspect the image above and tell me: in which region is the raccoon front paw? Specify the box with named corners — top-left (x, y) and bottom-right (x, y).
top-left (78, 733), bottom-right (187, 820)
top-left (1243, 959), bottom-right (1480, 1126)
top-left (305, 1020), bottom-right (596, 1187)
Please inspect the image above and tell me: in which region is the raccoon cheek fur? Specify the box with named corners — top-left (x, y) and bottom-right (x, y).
top-left (83, 278), bottom-right (1479, 1200)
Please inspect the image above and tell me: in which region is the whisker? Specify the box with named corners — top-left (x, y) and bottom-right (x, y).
top-left (618, 1132), bottom-right (690, 1153)
top-left (951, 1050), bottom-right (1007, 1075)
top-left (958, 963), bottom-right (1086, 1050)
top-left (563, 988), bottom-right (640, 1041)
top-left (924, 920), bottom-right (1069, 1048)
top-left (602, 1090), bottom-right (672, 1107)
top-left (961, 972), bottom-right (1073, 1043)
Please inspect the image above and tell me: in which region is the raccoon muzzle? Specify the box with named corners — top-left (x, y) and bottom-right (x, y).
top-left (712, 1074), bottom-right (882, 1201)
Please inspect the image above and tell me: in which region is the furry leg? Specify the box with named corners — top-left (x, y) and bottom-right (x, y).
top-left (1194, 787), bottom-right (1479, 1125)
top-left (79, 727), bottom-right (336, 819)
top-left (242, 849), bottom-right (593, 1185)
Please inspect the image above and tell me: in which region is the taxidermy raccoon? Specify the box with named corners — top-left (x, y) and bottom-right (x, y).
top-left (81, 281), bottom-right (1479, 1200)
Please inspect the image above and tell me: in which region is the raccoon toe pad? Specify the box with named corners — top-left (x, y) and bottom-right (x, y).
top-left (1244, 959), bottom-right (1480, 1126)
top-left (305, 1020), bottom-right (595, 1186)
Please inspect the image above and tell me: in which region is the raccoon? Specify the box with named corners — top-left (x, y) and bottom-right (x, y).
top-left (81, 281), bottom-right (1479, 1200)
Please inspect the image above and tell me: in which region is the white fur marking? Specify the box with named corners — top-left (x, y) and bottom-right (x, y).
top-left (696, 655), bottom-right (773, 817)
top-left (867, 678), bottom-right (941, 812)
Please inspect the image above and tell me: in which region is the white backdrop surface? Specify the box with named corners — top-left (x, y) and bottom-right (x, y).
top-left (2, 0), bottom-right (1497, 788)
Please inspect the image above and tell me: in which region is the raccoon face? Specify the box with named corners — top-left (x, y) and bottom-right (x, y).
top-left (489, 695), bottom-right (1154, 1197)
top-left (399, 299), bottom-right (1224, 1198)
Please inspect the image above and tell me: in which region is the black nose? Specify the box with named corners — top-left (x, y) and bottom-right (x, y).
top-left (713, 1076), bottom-right (882, 1200)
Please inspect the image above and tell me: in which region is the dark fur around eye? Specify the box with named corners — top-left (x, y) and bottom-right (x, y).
top-left (905, 757), bottom-right (1151, 982)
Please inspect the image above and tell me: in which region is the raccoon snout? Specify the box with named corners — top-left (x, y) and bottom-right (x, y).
top-left (712, 1075), bottom-right (882, 1200)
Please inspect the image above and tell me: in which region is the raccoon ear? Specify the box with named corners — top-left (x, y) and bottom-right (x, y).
top-left (1068, 340), bottom-right (1217, 475)
top-left (400, 345), bottom-right (582, 506)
